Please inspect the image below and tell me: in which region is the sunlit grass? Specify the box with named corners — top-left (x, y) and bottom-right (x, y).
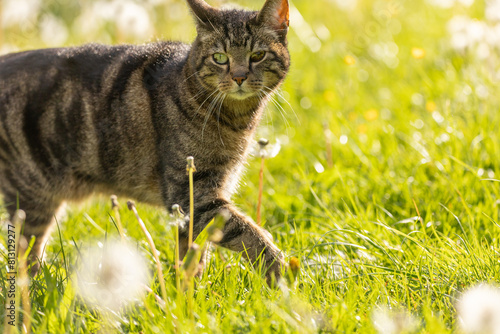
top-left (2, 0), bottom-right (500, 332)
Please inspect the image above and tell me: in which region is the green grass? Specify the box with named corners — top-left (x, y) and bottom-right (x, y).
top-left (2, 0), bottom-right (500, 332)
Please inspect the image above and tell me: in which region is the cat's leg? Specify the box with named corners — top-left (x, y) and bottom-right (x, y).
top-left (4, 191), bottom-right (60, 276)
top-left (183, 198), bottom-right (285, 285)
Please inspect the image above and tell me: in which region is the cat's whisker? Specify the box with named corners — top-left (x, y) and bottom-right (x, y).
top-left (271, 96), bottom-right (291, 130)
top-left (260, 88), bottom-right (289, 129)
top-left (257, 91), bottom-right (275, 129)
top-left (194, 88), bottom-right (219, 115)
top-left (262, 85), bottom-right (298, 126)
top-left (201, 92), bottom-right (218, 138)
top-left (270, 87), bottom-right (300, 124)
top-left (202, 91), bottom-right (223, 139)
top-left (192, 88), bottom-right (219, 126)
top-left (187, 87), bottom-right (211, 103)
top-left (187, 88), bottom-right (214, 123)
top-left (216, 93), bottom-right (227, 146)
top-left (182, 69), bottom-right (202, 84)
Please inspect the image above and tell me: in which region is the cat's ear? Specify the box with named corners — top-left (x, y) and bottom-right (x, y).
top-left (257, 0), bottom-right (289, 34)
top-left (186, 0), bottom-right (218, 28)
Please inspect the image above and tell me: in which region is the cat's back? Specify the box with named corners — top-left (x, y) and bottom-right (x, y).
top-left (0, 41), bottom-right (190, 95)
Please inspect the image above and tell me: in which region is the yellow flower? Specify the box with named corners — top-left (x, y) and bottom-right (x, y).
top-left (344, 55), bottom-right (356, 65)
top-left (357, 124), bottom-right (368, 134)
top-left (364, 109), bottom-right (379, 121)
top-left (426, 101), bottom-right (436, 112)
top-left (323, 90), bottom-right (335, 102)
top-left (411, 47), bottom-right (426, 59)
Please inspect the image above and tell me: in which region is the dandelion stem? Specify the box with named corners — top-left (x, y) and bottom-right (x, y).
top-left (257, 156), bottom-right (265, 226)
top-left (110, 195), bottom-right (125, 240)
top-left (182, 244), bottom-right (200, 321)
top-left (323, 121), bottom-right (334, 168)
top-left (142, 284), bottom-right (165, 307)
top-left (172, 204), bottom-right (183, 294)
top-left (186, 156), bottom-right (196, 248)
top-left (127, 201), bottom-right (167, 308)
top-left (256, 138), bottom-right (270, 226)
top-left (19, 235), bottom-right (31, 334)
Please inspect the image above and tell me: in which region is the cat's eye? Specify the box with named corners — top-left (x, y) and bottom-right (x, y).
top-left (213, 53), bottom-right (228, 65)
top-left (250, 51), bottom-right (266, 62)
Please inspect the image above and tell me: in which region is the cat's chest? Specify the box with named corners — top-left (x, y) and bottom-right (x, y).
top-left (191, 130), bottom-right (251, 168)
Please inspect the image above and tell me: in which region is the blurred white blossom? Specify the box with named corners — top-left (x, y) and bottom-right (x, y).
top-left (486, 0), bottom-right (500, 22)
top-left (40, 14), bottom-right (68, 46)
top-left (330, 0), bottom-right (358, 11)
top-left (427, 0), bottom-right (473, 8)
top-left (0, 44), bottom-right (19, 56)
top-left (457, 284), bottom-right (500, 334)
top-left (75, 0), bottom-right (153, 40)
top-left (115, 1), bottom-right (152, 39)
top-left (1, 0), bottom-right (41, 28)
top-left (447, 3), bottom-right (500, 58)
top-left (77, 242), bottom-right (148, 311)
top-left (372, 308), bottom-right (419, 334)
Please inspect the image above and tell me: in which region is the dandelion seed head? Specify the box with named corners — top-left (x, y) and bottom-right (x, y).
top-left (314, 162), bottom-right (325, 173)
top-left (170, 204), bottom-right (186, 229)
top-left (372, 308), bottom-right (418, 334)
top-left (339, 135), bottom-right (348, 145)
top-left (253, 138), bottom-right (281, 158)
top-left (457, 284), bottom-right (500, 334)
top-left (77, 242), bottom-right (148, 311)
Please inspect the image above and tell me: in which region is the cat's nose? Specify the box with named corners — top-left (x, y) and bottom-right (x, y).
top-left (232, 74), bottom-right (247, 86)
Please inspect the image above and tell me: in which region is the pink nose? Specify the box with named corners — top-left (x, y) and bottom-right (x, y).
top-left (233, 75), bottom-right (247, 86)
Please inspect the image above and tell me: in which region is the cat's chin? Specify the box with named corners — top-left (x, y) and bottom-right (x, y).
top-left (227, 90), bottom-right (255, 101)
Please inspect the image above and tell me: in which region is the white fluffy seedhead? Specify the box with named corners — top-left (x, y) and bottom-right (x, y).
top-left (76, 241), bottom-right (149, 311)
top-left (457, 284), bottom-right (500, 334)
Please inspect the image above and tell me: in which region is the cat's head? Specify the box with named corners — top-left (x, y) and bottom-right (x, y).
top-left (186, 0), bottom-right (290, 101)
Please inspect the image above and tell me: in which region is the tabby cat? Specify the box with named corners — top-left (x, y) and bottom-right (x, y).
top-left (0, 0), bottom-right (290, 282)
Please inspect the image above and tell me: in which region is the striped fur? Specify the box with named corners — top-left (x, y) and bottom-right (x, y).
top-left (0, 0), bottom-right (290, 283)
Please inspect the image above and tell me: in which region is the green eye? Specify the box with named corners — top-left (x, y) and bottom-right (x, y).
top-left (213, 53), bottom-right (228, 64)
top-left (250, 51), bottom-right (266, 62)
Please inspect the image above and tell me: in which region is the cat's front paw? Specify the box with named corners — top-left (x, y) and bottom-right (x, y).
top-left (265, 251), bottom-right (286, 287)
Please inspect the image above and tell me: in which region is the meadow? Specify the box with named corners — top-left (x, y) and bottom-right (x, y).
top-left (1, 0), bottom-right (500, 332)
